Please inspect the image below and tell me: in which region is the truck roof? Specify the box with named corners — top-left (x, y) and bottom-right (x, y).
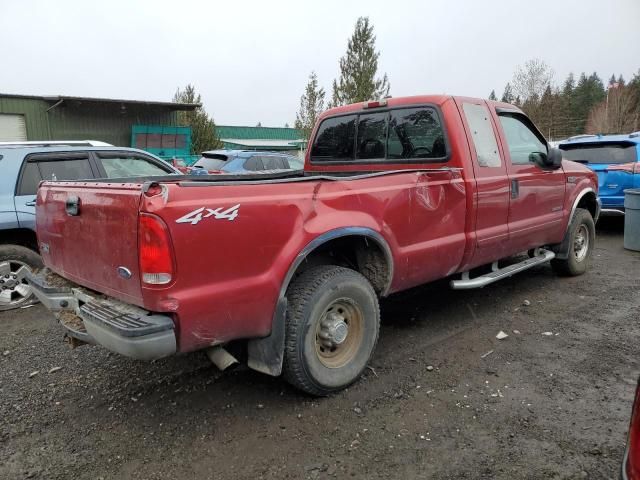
top-left (319, 94), bottom-right (522, 120)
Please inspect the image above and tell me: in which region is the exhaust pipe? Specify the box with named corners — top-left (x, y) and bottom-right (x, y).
top-left (206, 346), bottom-right (239, 371)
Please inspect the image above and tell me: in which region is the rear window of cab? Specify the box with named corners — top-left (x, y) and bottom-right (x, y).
top-left (310, 106), bottom-right (448, 163)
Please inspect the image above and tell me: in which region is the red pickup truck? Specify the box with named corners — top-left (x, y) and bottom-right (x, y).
top-left (28, 95), bottom-right (600, 395)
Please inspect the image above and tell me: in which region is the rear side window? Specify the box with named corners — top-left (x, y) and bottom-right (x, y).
top-left (244, 156), bottom-right (264, 171)
top-left (462, 103), bottom-right (501, 168)
top-left (38, 158), bottom-right (94, 181)
top-left (98, 154), bottom-right (171, 178)
top-left (262, 156), bottom-right (287, 170)
top-left (17, 162), bottom-right (42, 196)
top-left (311, 115), bottom-right (356, 160)
top-left (560, 143), bottom-right (638, 164)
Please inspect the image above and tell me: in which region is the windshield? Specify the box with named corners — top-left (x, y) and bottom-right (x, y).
top-left (560, 143), bottom-right (637, 164)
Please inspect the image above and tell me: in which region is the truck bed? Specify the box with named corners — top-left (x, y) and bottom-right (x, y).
top-left (36, 167), bottom-right (467, 352)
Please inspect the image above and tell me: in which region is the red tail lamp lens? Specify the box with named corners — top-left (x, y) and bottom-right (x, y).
top-left (139, 214), bottom-right (174, 285)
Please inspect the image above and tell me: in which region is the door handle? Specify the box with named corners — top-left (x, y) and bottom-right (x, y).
top-left (510, 179), bottom-right (519, 199)
top-left (25, 199), bottom-right (36, 207)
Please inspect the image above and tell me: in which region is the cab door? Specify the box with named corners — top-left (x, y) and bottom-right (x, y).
top-left (493, 110), bottom-right (565, 251)
top-left (456, 98), bottom-right (510, 267)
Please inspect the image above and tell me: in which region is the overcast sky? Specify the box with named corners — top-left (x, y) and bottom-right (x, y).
top-left (1, 0), bottom-right (639, 126)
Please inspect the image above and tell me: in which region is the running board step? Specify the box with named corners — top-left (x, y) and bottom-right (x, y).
top-left (450, 249), bottom-right (556, 290)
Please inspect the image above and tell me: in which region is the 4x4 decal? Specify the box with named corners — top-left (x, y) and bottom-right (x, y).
top-left (176, 204), bottom-right (240, 225)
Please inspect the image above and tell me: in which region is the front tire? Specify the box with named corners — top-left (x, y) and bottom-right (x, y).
top-left (283, 265), bottom-right (380, 396)
top-left (551, 208), bottom-right (595, 276)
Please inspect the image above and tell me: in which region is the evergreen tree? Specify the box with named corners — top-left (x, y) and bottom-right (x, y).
top-left (173, 84), bottom-right (223, 155)
top-left (501, 83), bottom-right (514, 103)
top-left (330, 17), bottom-right (390, 106)
top-left (562, 73), bottom-right (575, 96)
top-left (488, 90), bottom-right (497, 101)
top-left (556, 73), bottom-right (577, 138)
top-left (294, 71), bottom-right (326, 140)
top-left (569, 73), bottom-right (605, 134)
top-left (630, 70), bottom-right (640, 113)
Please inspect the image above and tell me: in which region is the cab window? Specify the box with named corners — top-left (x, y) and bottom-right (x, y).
top-left (498, 114), bottom-right (547, 165)
top-left (357, 112), bottom-right (387, 159)
top-left (462, 103), bottom-right (501, 168)
top-left (311, 115), bottom-right (356, 161)
top-left (388, 107), bottom-right (445, 159)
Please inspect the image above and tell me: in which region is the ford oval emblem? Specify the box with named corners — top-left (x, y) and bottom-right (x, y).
top-left (117, 267), bottom-right (132, 279)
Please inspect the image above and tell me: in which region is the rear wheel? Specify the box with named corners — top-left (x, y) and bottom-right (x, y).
top-left (0, 245), bottom-right (43, 311)
top-left (283, 265), bottom-right (380, 396)
top-left (551, 208), bottom-right (595, 276)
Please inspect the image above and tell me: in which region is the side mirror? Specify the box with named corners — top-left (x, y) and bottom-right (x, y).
top-left (529, 149), bottom-right (562, 169)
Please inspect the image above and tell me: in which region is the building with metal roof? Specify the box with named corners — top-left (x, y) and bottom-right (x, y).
top-left (216, 125), bottom-right (306, 152)
top-left (0, 93), bottom-right (199, 147)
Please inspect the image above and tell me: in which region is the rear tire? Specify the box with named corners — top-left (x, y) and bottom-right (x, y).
top-left (0, 244), bottom-right (43, 311)
top-left (551, 208), bottom-right (595, 276)
top-left (283, 265), bottom-right (380, 396)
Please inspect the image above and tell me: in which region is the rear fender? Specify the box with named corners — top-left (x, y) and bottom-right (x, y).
top-left (247, 227), bottom-right (393, 376)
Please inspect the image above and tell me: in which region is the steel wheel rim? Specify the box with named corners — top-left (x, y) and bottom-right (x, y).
top-left (573, 225), bottom-right (589, 262)
top-left (0, 261), bottom-right (32, 308)
top-left (315, 298), bottom-right (364, 369)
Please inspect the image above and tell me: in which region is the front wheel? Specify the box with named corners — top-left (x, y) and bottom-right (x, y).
top-left (283, 265), bottom-right (380, 396)
top-left (551, 208), bottom-right (595, 276)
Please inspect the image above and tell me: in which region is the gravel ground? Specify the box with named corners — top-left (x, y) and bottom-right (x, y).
top-left (1, 219), bottom-right (639, 480)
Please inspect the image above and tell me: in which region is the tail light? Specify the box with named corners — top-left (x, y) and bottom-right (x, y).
top-left (609, 162), bottom-right (640, 174)
top-left (138, 213), bottom-right (175, 285)
top-left (626, 379), bottom-right (640, 479)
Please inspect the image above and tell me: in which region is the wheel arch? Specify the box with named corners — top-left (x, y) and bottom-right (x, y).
top-left (0, 228), bottom-right (39, 252)
top-left (247, 227), bottom-right (394, 377)
top-left (570, 188), bottom-right (600, 226)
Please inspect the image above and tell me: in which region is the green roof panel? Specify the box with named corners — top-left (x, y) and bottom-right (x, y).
top-left (216, 125), bottom-right (302, 141)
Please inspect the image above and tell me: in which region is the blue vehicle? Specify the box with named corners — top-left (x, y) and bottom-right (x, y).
top-left (559, 133), bottom-right (640, 216)
top-left (0, 142), bottom-right (180, 310)
top-left (191, 150), bottom-right (303, 174)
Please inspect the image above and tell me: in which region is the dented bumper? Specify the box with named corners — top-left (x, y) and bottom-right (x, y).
top-left (26, 271), bottom-right (176, 361)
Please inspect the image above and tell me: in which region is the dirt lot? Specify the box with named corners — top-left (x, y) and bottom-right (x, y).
top-left (1, 219), bottom-right (639, 480)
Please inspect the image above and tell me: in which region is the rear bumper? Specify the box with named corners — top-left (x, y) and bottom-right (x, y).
top-left (26, 271), bottom-right (176, 361)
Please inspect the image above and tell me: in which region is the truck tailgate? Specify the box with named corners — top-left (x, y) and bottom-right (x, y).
top-left (36, 182), bottom-right (144, 306)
